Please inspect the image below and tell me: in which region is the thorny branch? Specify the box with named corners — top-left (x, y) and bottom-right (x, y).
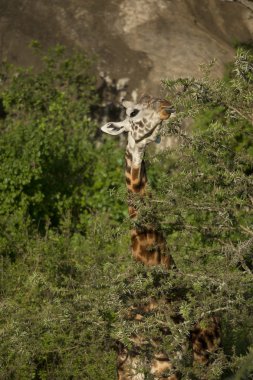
top-left (228, 238), bottom-right (253, 276)
top-left (228, 105), bottom-right (253, 124)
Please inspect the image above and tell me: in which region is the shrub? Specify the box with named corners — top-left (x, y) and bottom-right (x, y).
top-left (0, 45), bottom-right (125, 237)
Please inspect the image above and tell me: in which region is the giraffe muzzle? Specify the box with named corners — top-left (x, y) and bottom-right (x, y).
top-left (166, 107), bottom-right (176, 114)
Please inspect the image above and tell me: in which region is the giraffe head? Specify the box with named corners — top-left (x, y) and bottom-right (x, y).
top-left (101, 95), bottom-right (175, 165)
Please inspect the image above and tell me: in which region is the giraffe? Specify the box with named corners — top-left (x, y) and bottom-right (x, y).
top-left (101, 95), bottom-right (174, 270)
top-left (101, 95), bottom-right (220, 379)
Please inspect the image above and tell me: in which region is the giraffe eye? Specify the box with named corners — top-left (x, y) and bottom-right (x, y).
top-left (130, 109), bottom-right (139, 117)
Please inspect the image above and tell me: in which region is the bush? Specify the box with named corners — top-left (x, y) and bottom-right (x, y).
top-left (1, 46), bottom-right (253, 380)
top-left (98, 48), bottom-right (253, 379)
top-left (0, 217), bottom-right (129, 380)
top-left (151, 48), bottom-right (253, 379)
top-left (0, 45), bottom-right (125, 236)
top-left (0, 45), bottom-right (127, 379)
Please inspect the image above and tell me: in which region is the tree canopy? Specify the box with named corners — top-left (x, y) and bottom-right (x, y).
top-left (0, 46), bottom-right (253, 379)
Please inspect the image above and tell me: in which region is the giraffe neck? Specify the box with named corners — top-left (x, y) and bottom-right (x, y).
top-left (125, 146), bottom-right (147, 195)
top-left (124, 144), bottom-right (173, 269)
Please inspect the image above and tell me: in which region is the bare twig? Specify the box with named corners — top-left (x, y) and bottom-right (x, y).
top-left (228, 105), bottom-right (253, 124)
top-left (240, 225), bottom-right (253, 237)
top-left (200, 304), bottom-right (234, 318)
top-left (229, 237), bottom-right (253, 276)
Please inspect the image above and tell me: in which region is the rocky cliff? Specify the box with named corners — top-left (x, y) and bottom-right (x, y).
top-left (0, 0), bottom-right (252, 94)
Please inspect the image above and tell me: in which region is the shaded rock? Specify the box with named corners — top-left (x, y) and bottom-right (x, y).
top-left (0, 0), bottom-right (252, 95)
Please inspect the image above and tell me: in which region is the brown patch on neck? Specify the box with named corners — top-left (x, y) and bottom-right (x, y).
top-left (191, 316), bottom-right (221, 364)
top-left (131, 228), bottom-right (173, 269)
top-left (125, 151), bottom-right (147, 195)
top-left (132, 167), bottom-right (140, 181)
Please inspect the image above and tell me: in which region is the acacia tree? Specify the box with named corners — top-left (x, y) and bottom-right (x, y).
top-left (0, 46), bottom-right (252, 379)
top-left (101, 48), bottom-right (253, 380)
top-left (155, 48), bottom-right (253, 378)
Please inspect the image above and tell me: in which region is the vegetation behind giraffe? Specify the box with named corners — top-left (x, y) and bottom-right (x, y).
top-left (0, 46), bottom-right (253, 379)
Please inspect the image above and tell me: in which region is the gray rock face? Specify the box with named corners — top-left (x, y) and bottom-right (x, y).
top-left (0, 0), bottom-right (252, 94)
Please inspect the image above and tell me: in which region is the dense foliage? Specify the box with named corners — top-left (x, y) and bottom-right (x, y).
top-left (0, 45), bottom-right (126, 234)
top-left (0, 47), bottom-right (253, 379)
top-left (156, 49), bottom-right (253, 378)
top-left (0, 46), bottom-right (127, 379)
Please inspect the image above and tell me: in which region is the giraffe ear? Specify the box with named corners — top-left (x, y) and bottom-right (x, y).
top-left (101, 122), bottom-right (126, 135)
